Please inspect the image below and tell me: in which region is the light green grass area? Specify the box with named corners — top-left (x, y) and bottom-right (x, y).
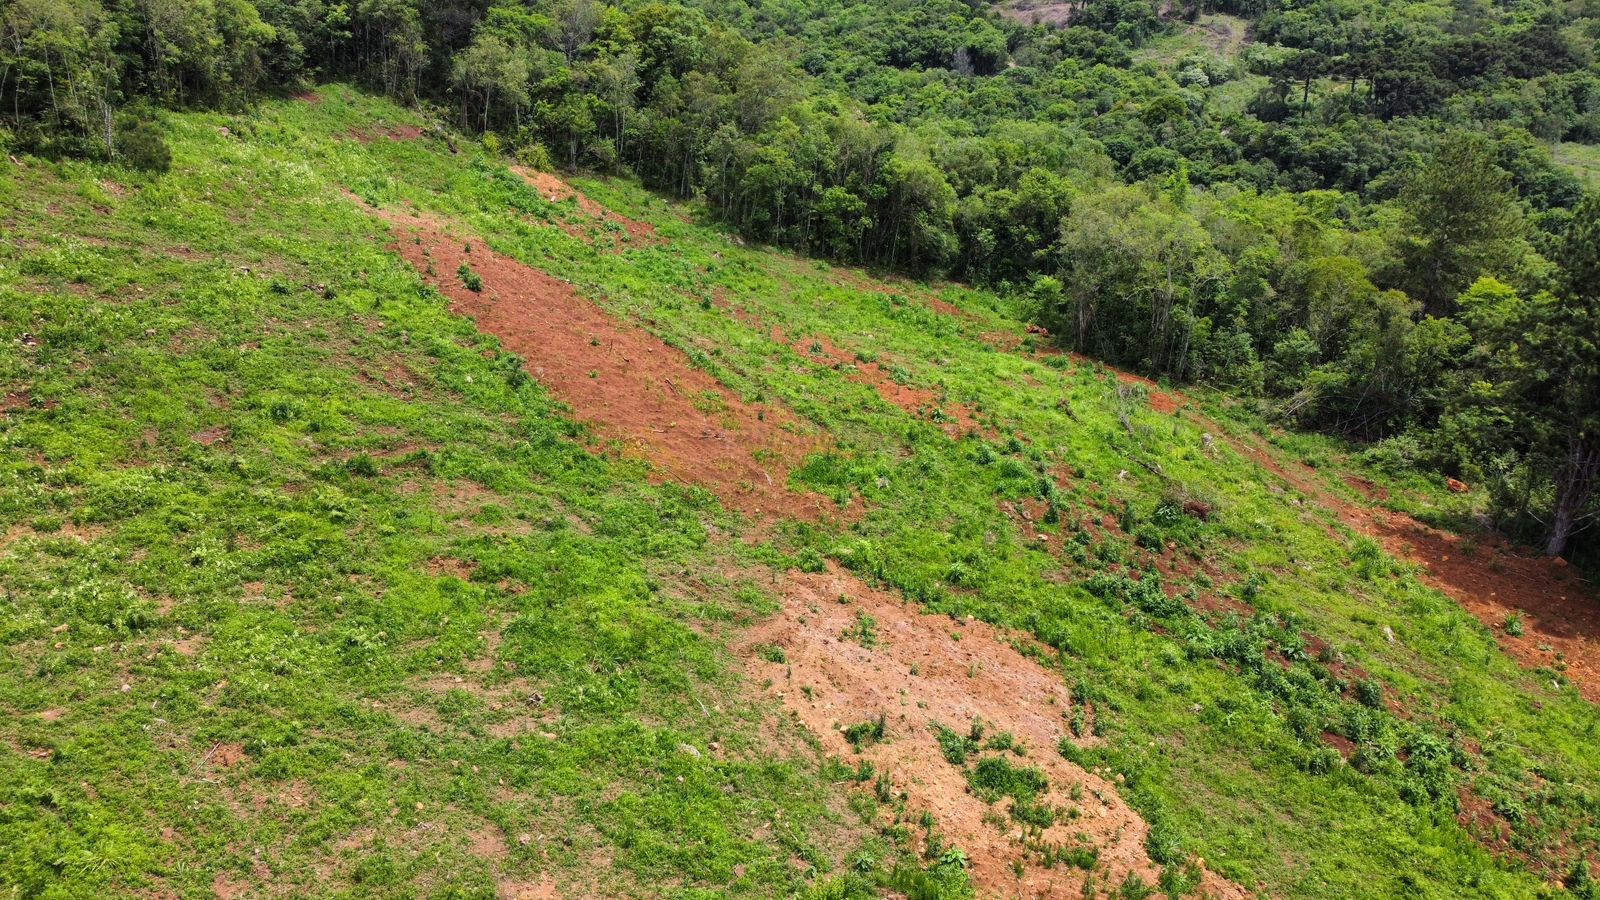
top-left (1135, 14), bottom-right (1251, 70)
top-left (3, 87), bottom-right (1599, 899)
top-left (1554, 141), bottom-right (1600, 186)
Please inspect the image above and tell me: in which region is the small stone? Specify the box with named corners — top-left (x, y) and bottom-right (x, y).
top-left (677, 743), bottom-right (701, 759)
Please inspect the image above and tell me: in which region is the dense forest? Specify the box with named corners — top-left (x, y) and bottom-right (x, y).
top-left (4, 0), bottom-right (1598, 558)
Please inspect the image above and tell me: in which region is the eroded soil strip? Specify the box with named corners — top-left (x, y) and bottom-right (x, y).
top-left (509, 167), bottom-right (656, 244)
top-left (741, 565), bottom-right (1245, 899)
top-left (365, 193), bottom-right (1244, 896)
top-left (370, 202), bottom-right (831, 521)
top-left (979, 319), bottom-right (1600, 704)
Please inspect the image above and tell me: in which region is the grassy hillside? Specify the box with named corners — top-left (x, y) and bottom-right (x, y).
top-left (3, 88), bottom-right (1598, 899)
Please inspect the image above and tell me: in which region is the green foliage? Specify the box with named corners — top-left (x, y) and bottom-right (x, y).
top-left (4, 85), bottom-right (1599, 900)
top-left (966, 756), bottom-right (1049, 804)
top-left (113, 120), bottom-right (171, 173)
top-left (844, 714), bottom-right (886, 749)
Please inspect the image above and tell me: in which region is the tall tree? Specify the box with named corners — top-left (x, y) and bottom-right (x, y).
top-left (1396, 131), bottom-right (1524, 316)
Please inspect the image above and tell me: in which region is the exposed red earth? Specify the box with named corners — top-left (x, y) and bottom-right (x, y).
top-left (983, 313), bottom-right (1600, 705)
top-left (366, 199), bottom-right (836, 522)
top-left (357, 192), bottom-right (1248, 896)
top-left (740, 565), bottom-right (1248, 899)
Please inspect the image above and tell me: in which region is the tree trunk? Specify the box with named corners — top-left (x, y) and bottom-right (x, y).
top-left (1546, 435), bottom-right (1599, 557)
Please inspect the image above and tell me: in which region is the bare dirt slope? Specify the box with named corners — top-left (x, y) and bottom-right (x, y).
top-left (741, 565), bottom-right (1246, 899)
top-left (368, 201), bottom-right (835, 522)
top-left (1083, 337), bottom-right (1600, 704)
top-left (359, 196), bottom-right (1247, 897)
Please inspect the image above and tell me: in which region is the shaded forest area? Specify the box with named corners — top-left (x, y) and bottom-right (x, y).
top-left (3, 0), bottom-right (1598, 557)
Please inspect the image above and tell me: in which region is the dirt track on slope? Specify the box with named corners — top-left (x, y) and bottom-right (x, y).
top-left (1264, 450), bottom-right (1600, 704)
top-left (360, 191), bottom-right (1241, 896)
top-left (509, 167), bottom-right (655, 244)
top-left (367, 201), bottom-right (834, 522)
top-left (1013, 324), bottom-right (1600, 704)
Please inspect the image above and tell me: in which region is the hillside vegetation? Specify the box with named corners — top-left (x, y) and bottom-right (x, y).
top-left (3, 88), bottom-right (1600, 899)
top-left (5, 0), bottom-right (1600, 560)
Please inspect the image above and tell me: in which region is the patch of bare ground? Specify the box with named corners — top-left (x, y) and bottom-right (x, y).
top-left (358, 197), bottom-right (1239, 894)
top-left (498, 873), bottom-right (560, 899)
top-left (1, 521), bottom-right (106, 549)
top-left (739, 564), bottom-right (1246, 899)
top-left (362, 200), bottom-right (840, 523)
top-left (702, 289), bottom-right (989, 439)
top-left (996, 0), bottom-right (1081, 27)
top-left (509, 167), bottom-right (655, 245)
top-left (347, 123), bottom-right (425, 143)
top-left (926, 303), bottom-right (1600, 707)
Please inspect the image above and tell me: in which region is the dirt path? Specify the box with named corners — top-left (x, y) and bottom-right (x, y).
top-left (1206, 426), bottom-right (1600, 702)
top-left (1108, 355), bottom-right (1600, 704)
top-left (711, 292), bottom-right (987, 439)
top-left (927, 310), bottom-right (1600, 704)
top-left (368, 201), bottom-right (834, 522)
top-left (360, 193), bottom-right (1246, 896)
top-left (509, 167), bottom-right (655, 244)
top-left (741, 565), bottom-right (1245, 899)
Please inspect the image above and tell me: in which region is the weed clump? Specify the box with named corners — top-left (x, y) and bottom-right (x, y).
top-left (967, 756), bottom-right (1048, 804)
top-left (843, 713), bottom-right (886, 749)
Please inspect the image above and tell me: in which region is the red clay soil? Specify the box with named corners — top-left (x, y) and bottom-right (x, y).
top-left (792, 331), bottom-right (986, 439)
top-left (347, 124), bottom-right (425, 143)
top-left (365, 201), bottom-right (836, 522)
top-left (1076, 352), bottom-right (1182, 415)
top-left (706, 292), bottom-right (989, 440)
top-left (926, 306), bottom-right (1600, 704)
top-left (740, 564), bottom-right (1247, 899)
top-left (363, 195), bottom-right (1245, 895)
top-left (1211, 426), bottom-right (1600, 702)
top-left (1372, 510), bottom-right (1600, 702)
top-left (509, 167), bottom-right (655, 243)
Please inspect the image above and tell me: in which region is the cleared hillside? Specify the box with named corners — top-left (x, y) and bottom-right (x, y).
top-left (2, 89), bottom-right (1598, 899)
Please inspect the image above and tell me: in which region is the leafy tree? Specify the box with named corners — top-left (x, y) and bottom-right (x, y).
top-left (1395, 132), bottom-right (1525, 315)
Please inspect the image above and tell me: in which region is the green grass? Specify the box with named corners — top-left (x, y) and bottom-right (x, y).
top-left (3, 85), bottom-right (1599, 898)
top-left (1554, 141), bottom-right (1600, 187)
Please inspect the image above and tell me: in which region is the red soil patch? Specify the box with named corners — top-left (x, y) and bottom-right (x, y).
top-left (191, 425), bottom-right (228, 446)
top-left (1080, 353), bottom-right (1181, 414)
top-left (352, 197), bottom-right (1207, 896)
top-left (791, 331), bottom-right (985, 438)
top-left (292, 91), bottom-right (323, 105)
top-left (498, 874), bottom-right (560, 899)
top-left (425, 557), bottom-right (478, 580)
top-left (365, 202), bottom-right (835, 522)
top-left (927, 304), bottom-right (1600, 705)
top-left (741, 564), bottom-right (1246, 899)
top-left (348, 124), bottom-right (425, 144)
top-left (1343, 474), bottom-right (1389, 501)
top-left (1373, 511), bottom-right (1600, 701)
top-left (209, 743), bottom-right (247, 768)
top-left (509, 167), bottom-right (655, 244)
top-left (1201, 415), bottom-right (1600, 703)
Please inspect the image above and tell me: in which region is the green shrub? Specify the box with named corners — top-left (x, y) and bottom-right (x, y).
top-left (967, 756), bottom-right (1048, 803)
top-left (843, 714), bottom-right (886, 749)
top-left (115, 119), bottom-right (171, 172)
